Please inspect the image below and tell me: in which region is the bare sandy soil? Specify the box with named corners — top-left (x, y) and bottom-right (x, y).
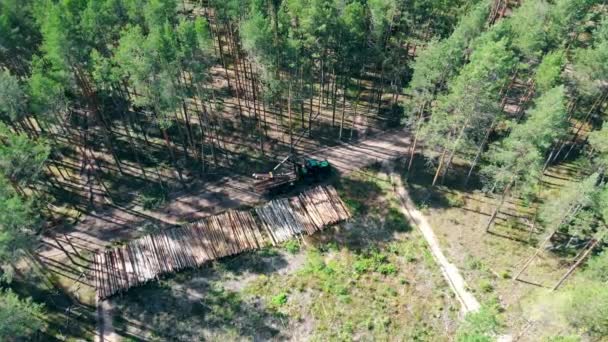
top-left (39, 129), bottom-right (412, 261)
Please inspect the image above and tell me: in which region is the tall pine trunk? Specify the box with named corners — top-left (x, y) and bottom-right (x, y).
top-left (485, 178), bottom-right (515, 232)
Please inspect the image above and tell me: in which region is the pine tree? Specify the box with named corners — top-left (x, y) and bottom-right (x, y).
top-left (422, 38), bottom-right (514, 185)
top-left (406, 0), bottom-right (492, 170)
top-left (0, 123), bottom-right (50, 194)
top-left (0, 289), bottom-right (46, 339)
top-left (534, 50), bottom-right (565, 93)
top-left (483, 86), bottom-right (568, 231)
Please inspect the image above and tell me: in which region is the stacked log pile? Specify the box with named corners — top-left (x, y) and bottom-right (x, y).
top-left (94, 185), bottom-right (350, 299)
top-left (253, 172), bottom-right (297, 193)
top-left (258, 185), bottom-right (351, 241)
top-left (256, 198), bottom-right (305, 244)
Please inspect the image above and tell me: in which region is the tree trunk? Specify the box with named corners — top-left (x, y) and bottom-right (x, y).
top-left (350, 78), bottom-right (363, 140)
top-left (339, 78), bottom-right (348, 140)
top-left (216, 25), bottom-right (232, 91)
top-left (514, 230), bottom-right (557, 280)
top-left (441, 117), bottom-right (471, 183)
top-left (407, 102), bottom-right (427, 172)
top-left (331, 71), bottom-right (338, 126)
top-left (308, 81), bottom-right (313, 137)
top-left (485, 179), bottom-right (514, 232)
top-left (552, 236), bottom-right (602, 291)
top-left (288, 82), bottom-right (293, 154)
top-left (464, 121), bottom-right (495, 186)
top-left (555, 91), bottom-right (607, 161)
top-left (432, 148), bottom-right (448, 187)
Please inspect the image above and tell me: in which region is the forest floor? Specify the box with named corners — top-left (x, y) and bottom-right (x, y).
top-left (38, 128), bottom-right (411, 261)
top-left (403, 153), bottom-right (588, 340)
top-left (26, 129), bottom-right (587, 340)
top-left (102, 166), bottom-right (461, 341)
top-left (386, 164), bottom-right (481, 314)
top-left (31, 129), bottom-right (411, 340)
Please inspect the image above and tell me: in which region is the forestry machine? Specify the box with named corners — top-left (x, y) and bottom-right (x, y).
top-left (252, 155), bottom-right (331, 194)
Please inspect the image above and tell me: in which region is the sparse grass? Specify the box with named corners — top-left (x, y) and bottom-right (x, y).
top-left (402, 154), bottom-right (589, 337)
top-left (245, 233), bottom-right (457, 340)
top-left (106, 167), bottom-right (458, 340)
top-left (283, 240), bottom-right (301, 254)
top-left (9, 267), bottom-right (97, 341)
top-left (140, 185), bottom-right (169, 210)
top-left (241, 168), bottom-right (458, 340)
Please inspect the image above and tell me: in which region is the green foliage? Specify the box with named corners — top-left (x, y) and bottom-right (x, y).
top-left (514, 86), bottom-right (568, 150)
top-left (282, 240), bottom-right (300, 254)
top-left (408, 0), bottom-right (492, 107)
top-left (560, 280), bottom-right (608, 337)
top-left (535, 50), bottom-right (565, 93)
top-left (385, 207), bottom-right (410, 232)
top-left (0, 70), bottom-right (26, 121)
top-left (478, 279), bottom-right (494, 293)
top-left (482, 86), bottom-right (567, 195)
top-left (422, 38), bottom-right (515, 162)
top-left (353, 249), bottom-right (396, 275)
top-left (546, 0), bottom-right (603, 48)
top-left (0, 123), bottom-right (50, 188)
top-left (140, 186), bottom-right (168, 210)
top-left (571, 18), bottom-right (608, 96)
top-left (539, 173), bottom-right (599, 232)
top-left (0, 290), bottom-right (46, 340)
top-left (270, 292), bottom-right (288, 307)
top-left (507, 0), bottom-right (550, 59)
top-left (456, 305), bottom-right (500, 342)
top-left (446, 192), bottom-right (466, 207)
top-left (583, 251), bottom-right (608, 282)
top-left (589, 124), bottom-right (608, 169)
top-left (0, 178), bottom-right (42, 268)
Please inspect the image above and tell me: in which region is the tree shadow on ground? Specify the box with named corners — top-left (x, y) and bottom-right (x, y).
top-left (9, 271), bottom-right (97, 341)
top-left (112, 267), bottom-right (287, 341)
top-left (401, 154), bottom-right (484, 210)
top-left (305, 165), bottom-right (413, 252)
top-left (215, 247), bottom-right (290, 276)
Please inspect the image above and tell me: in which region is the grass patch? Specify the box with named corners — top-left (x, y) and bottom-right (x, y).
top-left (106, 166), bottom-right (458, 340)
top-left (245, 235), bottom-right (457, 340)
top-left (282, 240), bottom-right (300, 254)
top-left (271, 292), bottom-right (288, 307)
top-left (140, 185), bottom-right (169, 210)
top-left (113, 276), bottom-right (286, 340)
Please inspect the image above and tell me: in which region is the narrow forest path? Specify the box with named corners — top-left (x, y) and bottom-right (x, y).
top-left (385, 165), bottom-right (481, 314)
top-left (386, 164), bottom-right (514, 340)
top-left (96, 299), bottom-right (118, 342)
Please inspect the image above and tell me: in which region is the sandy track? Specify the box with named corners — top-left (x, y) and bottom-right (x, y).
top-left (386, 166), bottom-right (481, 314)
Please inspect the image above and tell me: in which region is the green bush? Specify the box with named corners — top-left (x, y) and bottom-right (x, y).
top-left (385, 207), bottom-right (410, 232)
top-left (378, 263), bottom-right (397, 275)
top-left (353, 250), bottom-right (395, 275)
top-left (446, 192), bottom-right (466, 207)
top-left (271, 293), bottom-right (288, 307)
top-left (283, 240), bottom-right (300, 254)
top-left (478, 279), bottom-right (494, 293)
top-left (455, 305), bottom-right (500, 342)
top-left (140, 186), bottom-right (168, 210)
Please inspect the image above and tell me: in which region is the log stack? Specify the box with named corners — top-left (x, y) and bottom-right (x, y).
top-left (256, 198), bottom-right (305, 244)
top-left (93, 185), bottom-right (350, 299)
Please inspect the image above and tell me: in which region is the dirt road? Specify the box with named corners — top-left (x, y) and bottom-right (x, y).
top-left (40, 129), bottom-right (411, 342)
top-left (41, 128), bottom-right (501, 340)
top-left (39, 129), bottom-right (413, 261)
top-left (386, 166), bottom-right (481, 314)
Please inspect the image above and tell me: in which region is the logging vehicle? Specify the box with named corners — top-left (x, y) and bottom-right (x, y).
top-left (252, 156), bottom-right (331, 194)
